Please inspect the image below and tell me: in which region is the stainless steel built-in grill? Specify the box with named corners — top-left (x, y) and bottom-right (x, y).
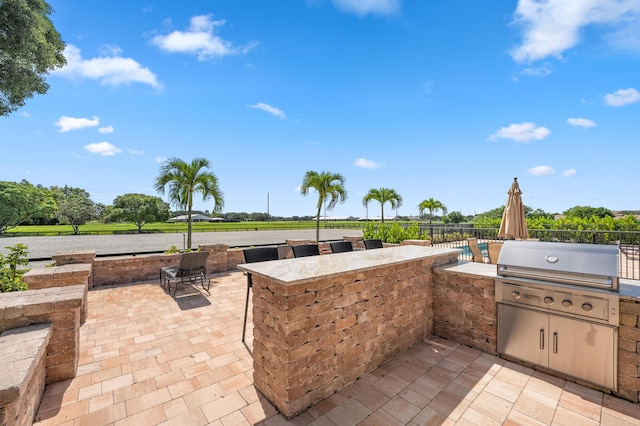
top-left (495, 240), bottom-right (620, 390)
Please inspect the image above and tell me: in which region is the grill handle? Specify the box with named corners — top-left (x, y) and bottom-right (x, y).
top-left (540, 329), bottom-right (544, 350)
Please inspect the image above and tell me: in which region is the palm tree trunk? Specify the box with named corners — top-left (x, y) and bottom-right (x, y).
top-left (315, 206), bottom-right (321, 243)
top-left (187, 206), bottom-right (193, 250)
top-left (381, 204), bottom-right (385, 224)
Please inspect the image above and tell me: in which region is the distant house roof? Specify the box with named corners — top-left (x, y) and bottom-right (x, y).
top-left (169, 214), bottom-right (223, 222)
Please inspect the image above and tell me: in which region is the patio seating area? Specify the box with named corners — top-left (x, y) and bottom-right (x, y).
top-left (32, 271), bottom-right (640, 425)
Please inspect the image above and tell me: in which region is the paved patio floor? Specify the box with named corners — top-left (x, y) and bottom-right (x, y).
top-left (34, 271), bottom-right (640, 425)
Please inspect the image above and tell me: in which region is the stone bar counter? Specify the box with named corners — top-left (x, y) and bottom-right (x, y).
top-left (238, 245), bottom-right (459, 419)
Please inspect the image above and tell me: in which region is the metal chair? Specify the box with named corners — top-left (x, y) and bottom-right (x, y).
top-left (241, 246), bottom-right (279, 342)
top-left (363, 239), bottom-right (384, 250)
top-left (160, 251), bottom-right (210, 297)
top-left (291, 244), bottom-right (320, 258)
top-left (329, 241), bottom-right (353, 253)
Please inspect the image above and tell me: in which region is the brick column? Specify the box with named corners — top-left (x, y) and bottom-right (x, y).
top-left (619, 298), bottom-right (640, 402)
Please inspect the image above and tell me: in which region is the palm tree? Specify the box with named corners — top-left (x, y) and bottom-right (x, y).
top-left (155, 157), bottom-right (224, 249)
top-left (300, 170), bottom-right (348, 243)
top-left (418, 197), bottom-right (447, 224)
top-left (362, 188), bottom-right (403, 224)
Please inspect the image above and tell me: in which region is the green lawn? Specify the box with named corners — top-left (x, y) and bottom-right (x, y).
top-left (4, 221), bottom-right (367, 236)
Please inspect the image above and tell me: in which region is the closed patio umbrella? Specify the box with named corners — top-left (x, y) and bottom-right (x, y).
top-left (498, 177), bottom-right (528, 240)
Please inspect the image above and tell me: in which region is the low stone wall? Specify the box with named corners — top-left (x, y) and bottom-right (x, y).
top-left (251, 249), bottom-right (458, 418)
top-left (22, 264), bottom-right (91, 324)
top-left (0, 324), bottom-right (51, 426)
top-left (432, 264), bottom-right (497, 355)
top-left (0, 286), bottom-right (84, 383)
top-left (619, 298), bottom-right (640, 402)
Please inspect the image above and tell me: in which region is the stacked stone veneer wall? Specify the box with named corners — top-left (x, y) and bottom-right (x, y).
top-left (0, 286), bottom-right (84, 384)
top-left (619, 298), bottom-right (640, 402)
top-left (432, 267), bottom-right (497, 355)
top-left (22, 264), bottom-right (91, 324)
top-left (251, 251), bottom-right (458, 419)
top-left (0, 324), bottom-right (51, 426)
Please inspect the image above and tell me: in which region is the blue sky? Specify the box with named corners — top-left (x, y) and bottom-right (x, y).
top-left (2, 0), bottom-right (640, 218)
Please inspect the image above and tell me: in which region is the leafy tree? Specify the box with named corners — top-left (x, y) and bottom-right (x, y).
top-left (155, 157), bottom-right (224, 249)
top-left (57, 192), bottom-right (96, 234)
top-left (0, 0), bottom-right (66, 116)
top-left (0, 180), bottom-right (56, 233)
top-left (362, 188), bottom-right (402, 224)
top-left (443, 211), bottom-right (465, 223)
top-left (418, 197), bottom-right (448, 224)
top-left (563, 206), bottom-right (614, 219)
top-left (108, 193), bottom-right (170, 232)
top-left (300, 170), bottom-right (348, 242)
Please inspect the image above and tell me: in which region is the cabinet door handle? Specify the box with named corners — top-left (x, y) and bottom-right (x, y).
top-left (540, 329), bottom-right (545, 350)
top-left (553, 332), bottom-right (558, 354)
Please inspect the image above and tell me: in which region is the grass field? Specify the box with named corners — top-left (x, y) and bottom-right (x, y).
top-left (4, 221), bottom-right (367, 237)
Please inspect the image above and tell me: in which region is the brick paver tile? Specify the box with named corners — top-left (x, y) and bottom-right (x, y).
top-left (88, 392), bottom-right (114, 413)
top-left (325, 398), bottom-right (371, 426)
top-left (200, 392), bottom-right (248, 423)
top-left (114, 405), bottom-right (167, 426)
top-left (75, 401), bottom-right (126, 426)
top-left (240, 400), bottom-right (278, 424)
top-left (125, 387), bottom-right (172, 416)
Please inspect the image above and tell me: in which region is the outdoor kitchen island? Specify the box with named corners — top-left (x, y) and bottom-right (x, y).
top-left (238, 244), bottom-right (460, 419)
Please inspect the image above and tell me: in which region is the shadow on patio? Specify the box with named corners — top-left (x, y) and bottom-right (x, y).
top-left (33, 271), bottom-right (640, 425)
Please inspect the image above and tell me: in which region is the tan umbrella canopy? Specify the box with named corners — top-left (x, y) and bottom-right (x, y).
top-left (498, 177), bottom-right (529, 240)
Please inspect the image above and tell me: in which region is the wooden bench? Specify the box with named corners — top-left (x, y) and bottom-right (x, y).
top-left (0, 323), bottom-right (52, 426)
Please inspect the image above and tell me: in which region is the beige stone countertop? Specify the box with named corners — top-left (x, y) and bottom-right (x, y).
top-left (433, 260), bottom-right (498, 278)
top-left (620, 278), bottom-right (640, 300)
top-left (238, 245), bottom-right (459, 285)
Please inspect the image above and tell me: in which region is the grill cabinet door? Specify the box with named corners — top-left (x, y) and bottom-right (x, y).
top-left (498, 304), bottom-right (548, 367)
top-left (548, 315), bottom-right (616, 390)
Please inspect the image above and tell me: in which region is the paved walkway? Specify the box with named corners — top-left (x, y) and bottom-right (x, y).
top-left (34, 271), bottom-right (640, 425)
top-left (0, 228), bottom-right (361, 267)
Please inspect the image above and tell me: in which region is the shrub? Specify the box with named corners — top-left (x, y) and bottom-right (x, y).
top-left (164, 245), bottom-right (179, 254)
top-left (0, 243), bottom-right (30, 292)
top-left (363, 222), bottom-right (427, 244)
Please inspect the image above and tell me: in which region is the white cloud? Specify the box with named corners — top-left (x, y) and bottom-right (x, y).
top-left (354, 158), bottom-right (380, 169)
top-left (54, 44), bottom-right (161, 88)
top-left (128, 149), bottom-right (144, 155)
top-left (331, 0), bottom-right (401, 16)
top-left (250, 103), bottom-right (286, 119)
top-left (98, 126), bottom-right (114, 134)
top-left (55, 115), bottom-right (100, 132)
top-left (604, 88), bottom-right (640, 106)
top-left (528, 165), bottom-right (556, 175)
top-left (151, 14), bottom-right (257, 61)
top-left (567, 117), bottom-right (597, 128)
top-left (84, 142), bottom-right (122, 156)
top-left (488, 122), bottom-right (551, 142)
top-left (562, 169), bottom-right (577, 176)
top-left (511, 0), bottom-right (640, 63)
top-left (155, 156), bottom-right (168, 163)
top-left (21, 111), bottom-right (31, 117)
top-left (519, 63), bottom-right (552, 78)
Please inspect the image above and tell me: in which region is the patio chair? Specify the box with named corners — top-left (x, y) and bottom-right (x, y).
top-left (329, 241), bottom-right (353, 253)
top-left (466, 238), bottom-right (484, 263)
top-left (160, 251), bottom-right (210, 297)
top-left (363, 239), bottom-right (383, 250)
top-left (487, 242), bottom-right (503, 264)
top-left (242, 246), bottom-right (279, 342)
top-left (292, 244), bottom-right (320, 258)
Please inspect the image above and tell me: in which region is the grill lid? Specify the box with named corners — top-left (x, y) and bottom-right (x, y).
top-left (497, 240), bottom-right (619, 289)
